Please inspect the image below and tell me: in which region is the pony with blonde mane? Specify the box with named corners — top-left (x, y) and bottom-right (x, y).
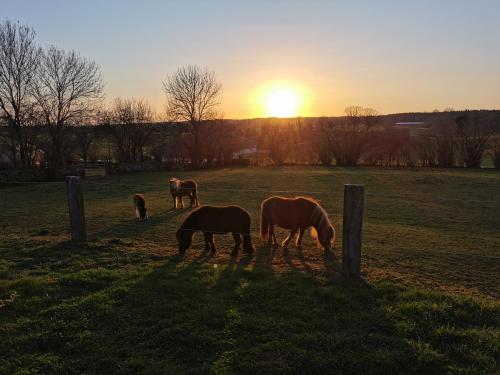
top-left (169, 178), bottom-right (200, 208)
top-left (260, 196), bottom-right (335, 250)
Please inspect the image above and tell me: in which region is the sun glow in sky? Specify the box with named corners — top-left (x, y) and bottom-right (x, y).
top-left (4, 1), bottom-right (500, 118)
top-left (251, 81), bottom-right (309, 118)
top-left (265, 89), bottom-right (299, 117)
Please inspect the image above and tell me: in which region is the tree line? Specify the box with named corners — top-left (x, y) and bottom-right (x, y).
top-left (1, 20), bottom-right (499, 173)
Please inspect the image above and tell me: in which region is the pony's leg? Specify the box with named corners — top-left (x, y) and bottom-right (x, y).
top-left (208, 233), bottom-right (216, 253)
top-left (282, 229), bottom-right (297, 248)
top-left (266, 223), bottom-right (273, 246)
top-left (172, 195), bottom-right (177, 209)
top-left (180, 196), bottom-right (184, 208)
top-left (190, 194), bottom-right (194, 207)
top-left (271, 225), bottom-right (278, 247)
top-left (195, 193), bottom-right (200, 207)
top-left (296, 228), bottom-right (305, 249)
top-left (231, 233), bottom-right (241, 257)
top-left (203, 232), bottom-right (211, 252)
top-left (242, 233), bottom-right (255, 254)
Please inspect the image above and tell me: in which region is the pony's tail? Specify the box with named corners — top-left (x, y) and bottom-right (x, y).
top-left (260, 206), bottom-right (269, 240)
top-left (194, 188), bottom-right (200, 207)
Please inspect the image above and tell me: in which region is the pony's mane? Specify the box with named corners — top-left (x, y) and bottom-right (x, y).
top-left (169, 178), bottom-right (181, 192)
top-left (269, 195), bottom-right (320, 204)
top-left (295, 195), bottom-right (320, 204)
top-left (311, 204), bottom-right (332, 228)
top-left (309, 203), bottom-right (333, 244)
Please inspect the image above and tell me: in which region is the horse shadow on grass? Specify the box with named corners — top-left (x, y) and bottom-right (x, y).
top-left (88, 207), bottom-right (189, 241)
top-left (52, 252), bottom-right (442, 375)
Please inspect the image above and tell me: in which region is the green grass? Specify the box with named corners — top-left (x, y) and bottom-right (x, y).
top-left (1, 166), bottom-right (499, 374)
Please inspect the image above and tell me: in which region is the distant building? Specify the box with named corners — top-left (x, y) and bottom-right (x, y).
top-left (236, 147), bottom-right (258, 158)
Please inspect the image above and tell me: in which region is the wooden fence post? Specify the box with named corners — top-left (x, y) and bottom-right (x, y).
top-left (66, 176), bottom-right (86, 242)
top-left (342, 184), bottom-right (365, 278)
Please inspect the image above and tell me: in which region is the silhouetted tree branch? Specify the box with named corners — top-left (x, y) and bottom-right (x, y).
top-left (30, 46), bottom-right (104, 174)
top-left (106, 98), bottom-right (155, 162)
top-left (163, 65), bottom-right (222, 168)
top-left (0, 20), bottom-right (41, 167)
top-left (455, 111), bottom-right (497, 168)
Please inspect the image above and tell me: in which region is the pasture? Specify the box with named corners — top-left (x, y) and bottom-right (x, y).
top-left (1, 166), bottom-right (499, 374)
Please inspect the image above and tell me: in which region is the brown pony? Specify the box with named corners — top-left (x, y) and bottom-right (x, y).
top-left (176, 205), bottom-right (255, 256)
top-left (169, 178), bottom-right (200, 208)
top-left (133, 193), bottom-right (148, 220)
top-left (260, 196), bottom-right (335, 250)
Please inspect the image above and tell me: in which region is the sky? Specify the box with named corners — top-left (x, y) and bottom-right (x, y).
top-left (2, 0), bottom-right (500, 119)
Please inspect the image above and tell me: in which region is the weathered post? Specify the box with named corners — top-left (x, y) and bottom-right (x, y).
top-left (342, 184), bottom-right (365, 278)
top-left (66, 176), bottom-right (86, 242)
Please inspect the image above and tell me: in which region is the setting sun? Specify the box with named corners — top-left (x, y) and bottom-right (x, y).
top-left (265, 89), bottom-right (299, 117)
top-left (249, 81), bottom-right (309, 118)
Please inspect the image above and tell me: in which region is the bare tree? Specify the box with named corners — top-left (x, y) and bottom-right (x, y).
top-left (331, 106), bottom-right (380, 166)
top-left (29, 46), bottom-right (104, 174)
top-left (106, 98), bottom-right (155, 162)
top-left (490, 137), bottom-right (500, 169)
top-left (214, 122), bottom-right (246, 167)
top-left (415, 133), bottom-right (436, 167)
top-left (345, 106), bottom-right (380, 129)
top-left (163, 65), bottom-right (222, 168)
top-left (365, 127), bottom-right (411, 167)
top-left (431, 119), bottom-right (456, 168)
top-left (313, 118), bottom-right (335, 166)
top-left (72, 125), bottom-right (102, 162)
top-left (150, 127), bottom-right (179, 166)
top-left (131, 99), bottom-right (156, 161)
top-left (260, 123), bottom-right (292, 165)
top-left (455, 111), bottom-right (497, 168)
top-left (0, 20), bottom-right (41, 168)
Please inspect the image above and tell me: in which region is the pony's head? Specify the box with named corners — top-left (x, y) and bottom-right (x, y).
top-left (319, 225), bottom-right (335, 251)
top-left (310, 205), bottom-right (335, 251)
top-left (176, 228), bottom-right (193, 253)
top-left (169, 178), bottom-right (181, 192)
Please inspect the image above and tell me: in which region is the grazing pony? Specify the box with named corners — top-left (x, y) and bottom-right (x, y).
top-left (169, 178), bottom-right (200, 208)
top-left (176, 205), bottom-right (255, 256)
top-left (260, 196), bottom-right (335, 250)
top-left (133, 193), bottom-right (148, 220)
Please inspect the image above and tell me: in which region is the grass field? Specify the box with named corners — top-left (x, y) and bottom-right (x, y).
top-left (1, 167), bottom-right (499, 374)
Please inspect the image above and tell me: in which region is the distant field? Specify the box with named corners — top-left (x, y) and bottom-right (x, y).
top-left (1, 167), bottom-right (499, 374)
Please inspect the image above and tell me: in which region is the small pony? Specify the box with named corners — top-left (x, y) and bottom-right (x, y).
top-left (169, 178), bottom-right (200, 208)
top-left (133, 193), bottom-right (148, 220)
top-left (176, 205), bottom-right (255, 256)
top-left (260, 196), bottom-right (335, 251)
